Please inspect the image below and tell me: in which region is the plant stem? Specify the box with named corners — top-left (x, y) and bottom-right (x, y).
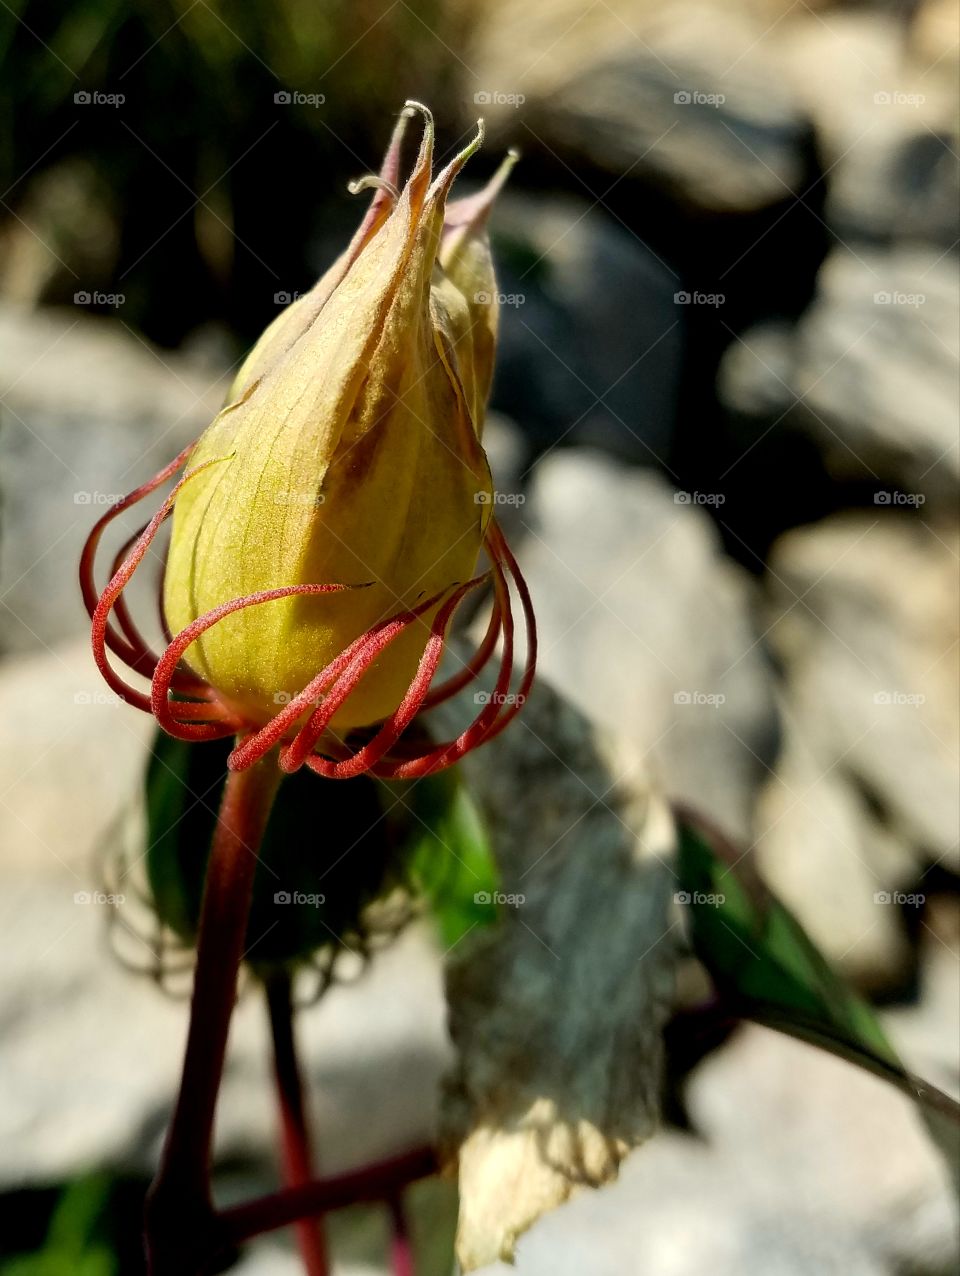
top-left (219, 1145), bottom-right (438, 1245)
top-left (145, 755), bottom-right (281, 1275)
top-left (389, 1195), bottom-right (415, 1276)
top-left (266, 969), bottom-right (329, 1276)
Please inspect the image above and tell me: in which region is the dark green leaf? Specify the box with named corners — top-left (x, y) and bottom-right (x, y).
top-left (675, 808), bottom-right (960, 1129)
top-left (380, 770), bottom-right (499, 947)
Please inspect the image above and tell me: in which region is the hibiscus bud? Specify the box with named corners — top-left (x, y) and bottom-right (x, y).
top-left (438, 148), bottom-right (518, 429)
top-left (83, 104), bottom-right (535, 782)
top-left (163, 104), bottom-right (496, 730)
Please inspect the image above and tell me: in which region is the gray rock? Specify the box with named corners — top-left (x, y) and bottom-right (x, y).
top-left (754, 514), bottom-right (959, 983)
top-left (490, 192), bottom-right (682, 462)
top-left (0, 639), bottom-right (451, 1189)
top-left (481, 1024), bottom-right (957, 1275)
top-left (828, 129), bottom-right (960, 249)
top-left (511, 449), bottom-right (778, 841)
top-left (763, 9), bottom-right (960, 246)
top-left (718, 249), bottom-right (960, 507)
top-left (0, 305), bottom-right (226, 653)
top-left (467, 0), bottom-right (813, 213)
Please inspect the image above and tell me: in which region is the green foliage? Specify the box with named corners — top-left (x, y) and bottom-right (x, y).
top-left (144, 730), bottom-right (500, 967)
top-left (0, 1175), bottom-right (116, 1276)
top-left (381, 769), bottom-right (500, 948)
top-left (0, 0), bottom-right (472, 345)
top-left (675, 811), bottom-right (960, 1127)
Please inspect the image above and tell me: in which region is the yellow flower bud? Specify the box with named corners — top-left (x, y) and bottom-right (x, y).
top-left (83, 103), bottom-right (535, 782)
top-left (162, 104), bottom-right (498, 730)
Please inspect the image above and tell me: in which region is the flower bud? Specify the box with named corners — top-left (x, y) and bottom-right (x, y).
top-left (163, 105), bottom-right (497, 730)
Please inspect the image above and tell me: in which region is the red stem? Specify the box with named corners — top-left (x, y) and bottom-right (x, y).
top-left (389, 1195), bottom-right (415, 1276)
top-left (219, 1145), bottom-right (439, 1244)
top-left (144, 756), bottom-right (282, 1275)
top-left (266, 970), bottom-right (330, 1276)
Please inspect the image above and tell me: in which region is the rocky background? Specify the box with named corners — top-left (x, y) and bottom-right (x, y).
top-left (0, 0), bottom-right (957, 1272)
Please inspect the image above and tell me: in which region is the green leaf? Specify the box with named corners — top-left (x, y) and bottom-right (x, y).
top-left (380, 770), bottom-right (499, 948)
top-left (0, 1175), bottom-right (117, 1276)
top-left (144, 730), bottom-right (399, 968)
top-left (143, 732), bottom-right (499, 966)
top-left (675, 808), bottom-right (960, 1130)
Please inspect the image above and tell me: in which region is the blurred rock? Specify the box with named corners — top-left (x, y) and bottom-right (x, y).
top-left (718, 250), bottom-right (960, 507)
top-left (765, 10), bottom-right (959, 246)
top-left (434, 676), bottom-right (677, 1269)
top-left (467, 0), bottom-right (815, 213)
top-left (490, 193), bottom-right (681, 461)
top-left (0, 305), bottom-right (226, 653)
top-left (828, 130), bottom-right (960, 249)
top-left (754, 514), bottom-right (959, 985)
top-left (0, 635), bottom-right (452, 1190)
top-left (481, 1025), bottom-right (957, 1275)
top-left (513, 449), bottom-right (778, 841)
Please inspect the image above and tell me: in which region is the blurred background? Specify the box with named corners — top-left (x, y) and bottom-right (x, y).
top-left (0, 0), bottom-right (957, 1272)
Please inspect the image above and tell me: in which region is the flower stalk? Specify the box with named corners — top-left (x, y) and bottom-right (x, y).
top-left (265, 969), bottom-right (329, 1276)
top-left (144, 755), bottom-right (282, 1275)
